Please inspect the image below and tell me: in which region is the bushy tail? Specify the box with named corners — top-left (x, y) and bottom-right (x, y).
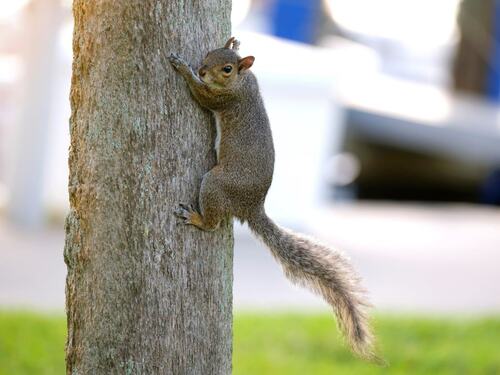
top-left (247, 209), bottom-right (378, 361)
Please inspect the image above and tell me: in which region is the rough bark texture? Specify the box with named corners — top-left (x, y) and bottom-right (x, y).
top-left (64, 1), bottom-right (233, 374)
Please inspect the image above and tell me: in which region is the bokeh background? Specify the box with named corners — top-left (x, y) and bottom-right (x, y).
top-left (1, 0), bottom-right (500, 374)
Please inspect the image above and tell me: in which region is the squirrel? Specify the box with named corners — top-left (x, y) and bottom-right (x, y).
top-left (169, 37), bottom-right (378, 361)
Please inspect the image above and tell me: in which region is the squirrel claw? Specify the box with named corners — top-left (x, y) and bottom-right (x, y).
top-left (178, 203), bottom-right (195, 212)
top-left (168, 53), bottom-right (187, 70)
top-left (174, 203), bottom-right (198, 225)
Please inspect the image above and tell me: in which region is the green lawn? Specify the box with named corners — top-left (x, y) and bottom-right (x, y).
top-left (234, 313), bottom-right (500, 375)
top-left (1, 311), bottom-right (499, 375)
top-left (0, 311), bottom-right (65, 375)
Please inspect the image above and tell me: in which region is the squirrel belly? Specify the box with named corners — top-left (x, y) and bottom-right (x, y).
top-left (212, 111), bottom-right (222, 162)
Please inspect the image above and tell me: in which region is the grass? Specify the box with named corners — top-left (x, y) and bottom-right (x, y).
top-left (1, 311), bottom-right (499, 374)
top-left (234, 313), bottom-right (500, 375)
top-left (0, 311), bottom-right (65, 375)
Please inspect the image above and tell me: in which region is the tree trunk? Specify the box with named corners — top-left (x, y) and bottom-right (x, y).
top-left (452, 0), bottom-right (494, 95)
top-left (64, 1), bottom-right (233, 374)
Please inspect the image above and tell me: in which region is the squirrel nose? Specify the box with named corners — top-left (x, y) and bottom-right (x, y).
top-left (198, 67), bottom-right (207, 77)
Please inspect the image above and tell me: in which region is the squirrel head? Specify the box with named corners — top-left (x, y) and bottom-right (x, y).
top-left (197, 37), bottom-right (255, 88)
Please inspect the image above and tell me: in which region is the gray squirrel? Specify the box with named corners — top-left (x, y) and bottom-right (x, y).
top-left (169, 37), bottom-right (378, 361)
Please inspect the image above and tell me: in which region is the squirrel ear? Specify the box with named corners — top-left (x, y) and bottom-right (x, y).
top-left (224, 36), bottom-right (240, 50)
top-left (238, 56), bottom-right (255, 71)
top-left (224, 37), bottom-right (235, 49)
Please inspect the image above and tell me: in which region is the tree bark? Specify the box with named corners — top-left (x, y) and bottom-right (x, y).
top-left (64, 1), bottom-right (233, 374)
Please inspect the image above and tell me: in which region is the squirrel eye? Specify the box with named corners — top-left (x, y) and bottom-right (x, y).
top-left (223, 65), bottom-right (233, 73)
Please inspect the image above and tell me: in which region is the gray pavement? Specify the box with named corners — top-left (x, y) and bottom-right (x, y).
top-left (1, 203), bottom-right (500, 313)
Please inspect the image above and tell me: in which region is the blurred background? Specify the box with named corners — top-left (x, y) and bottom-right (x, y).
top-left (1, 0), bottom-right (500, 373)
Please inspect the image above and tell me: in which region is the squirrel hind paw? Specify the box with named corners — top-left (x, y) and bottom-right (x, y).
top-left (174, 203), bottom-right (200, 225)
top-left (178, 203), bottom-right (195, 212)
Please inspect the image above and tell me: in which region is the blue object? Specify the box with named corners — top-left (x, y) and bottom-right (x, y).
top-left (270, 0), bottom-right (321, 44)
top-left (486, 0), bottom-right (500, 100)
top-left (481, 169), bottom-right (500, 205)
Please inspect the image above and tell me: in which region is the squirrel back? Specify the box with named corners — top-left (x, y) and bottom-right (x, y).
top-left (190, 42), bottom-right (275, 221)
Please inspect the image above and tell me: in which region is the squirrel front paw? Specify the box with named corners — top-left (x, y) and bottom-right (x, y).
top-left (168, 53), bottom-right (188, 70)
